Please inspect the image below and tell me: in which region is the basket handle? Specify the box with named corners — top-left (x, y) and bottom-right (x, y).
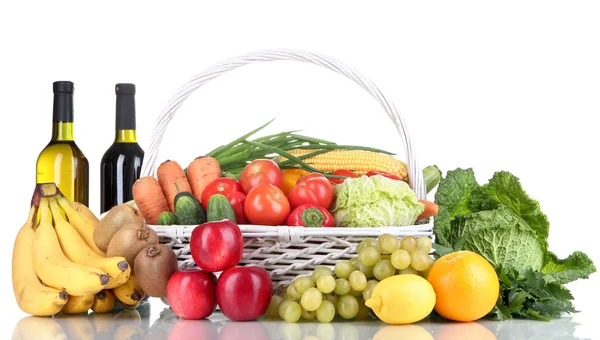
top-left (140, 48), bottom-right (426, 199)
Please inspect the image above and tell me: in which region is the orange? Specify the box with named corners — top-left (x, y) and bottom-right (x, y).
top-left (426, 251), bottom-right (499, 322)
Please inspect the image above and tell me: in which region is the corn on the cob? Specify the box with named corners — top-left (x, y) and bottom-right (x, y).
top-left (281, 149), bottom-right (409, 182)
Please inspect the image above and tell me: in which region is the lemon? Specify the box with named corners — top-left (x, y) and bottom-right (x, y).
top-left (365, 274), bottom-right (436, 324)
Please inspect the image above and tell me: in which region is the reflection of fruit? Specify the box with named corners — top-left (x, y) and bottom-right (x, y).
top-left (113, 324), bottom-right (144, 340)
top-left (374, 325), bottom-right (434, 340)
top-left (216, 266), bottom-right (273, 321)
top-left (91, 290), bottom-right (116, 313)
top-left (12, 316), bottom-right (67, 340)
top-left (167, 270), bottom-right (217, 320)
top-left (12, 206), bottom-right (68, 316)
top-left (61, 294), bottom-right (95, 314)
top-left (54, 314), bottom-right (94, 340)
top-left (88, 312), bottom-right (115, 337)
top-left (114, 308), bottom-right (142, 326)
top-left (365, 274), bottom-right (435, 324)
top-left (168, 319), bottom-right (218, 340)
top-left (219, 321), bottom-right (270, 340)
top-left (434, 322), bottom-right (496, 340)
top-left (427, 251), bottom-right (499, 322)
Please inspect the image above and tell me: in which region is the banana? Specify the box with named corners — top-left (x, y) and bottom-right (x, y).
top-left (68, 200), bottom-right (99, 223)
top-left (12, 205), bottom-right (68, 316)
top-left (32, 198), bottom-right (110, 296)
top-left (53, 314), bottom-right (94, 340)
top-left (112, 275), bottom-right (145, 306)
top-left (56, 194), bottom-right (105, 256)
top-left (50, 199), bottom-right (130, 289)
top-left (12, 316), bottom-right (67, 340)
top-left (61, 294), bottom-right (95, 314)
top-left (91, 290), bottom-right (116, 313)
top-left (113, 324), bottom-right (144, 340)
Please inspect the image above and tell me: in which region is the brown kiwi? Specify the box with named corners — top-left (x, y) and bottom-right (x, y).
top-left (134, 244), bottom-right (178, 298)
top-left (106, 222), bottom-right (159, 270)
top-left (94, 204), bottom-right (144, 252)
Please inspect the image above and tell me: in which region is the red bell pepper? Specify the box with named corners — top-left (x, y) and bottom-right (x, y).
top-left (287, 204), bottom-right (335, 228)
top-left (287, 173), bottom-right (335, 210)
top-left (328, 169), bottom-right (358, 185)
top-left (366, 170), bottom-right (402, 181)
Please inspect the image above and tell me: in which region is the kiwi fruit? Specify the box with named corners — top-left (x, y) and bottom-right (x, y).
top-left (134, 244), bottom-right (178, 298)
top-left (106, 222), bottom-right (159, 270)
top-left (94, 204), bottom-right (145, 252)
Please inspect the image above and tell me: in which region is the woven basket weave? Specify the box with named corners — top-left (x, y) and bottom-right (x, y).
top-left (141, 49), bottom-right (433, 289)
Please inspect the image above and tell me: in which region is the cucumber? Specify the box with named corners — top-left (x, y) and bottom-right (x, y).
top-left (158, 211), bottom-right (179, 225)
top-left (174, 191), bottom-right (207, 225)
top-left (207, 194), bottom-right (237, 222)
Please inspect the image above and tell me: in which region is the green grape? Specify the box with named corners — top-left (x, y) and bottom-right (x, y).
top-left (324, 293), bottom-right (338, 305)
top-left (315, 300), bottom-right (336, 323)
top-left (378, 234), bottom-right (400, 254)
top-left (300, 287), bottom-right (323, 311)
top-left (410, 250), bottom-right (431, 271)
top-left (266, 295), bottom-right (283, 318)
top-left (400, 235), bottom-right (418, 253)
top-left (316, 275), bottom-right (336, 294)
top-left (356, 261), bottom-right (374, 279)
top-left (417, 236), bottom-right (433, 253)
top-left (362, 280), bottom-right (379, 301)
top-left (294, 276), bottom-right (315, 295)
top-left (349, 257), bottom-right (359, 269)
top-left (278, 299), bottom-right (292, 319)
top-left (334, 278), bottom-right (351, 295)
top-left (419, 257), bottom-right (435, 279)
top-left (358, 246), bottom-right (381, 267)
top-left (348, 287), bottom-right (363, 297)
top-left (281, 300), bottom-right (302, 323)
top-left (301, 306), bottom-right (316, 320)
top-left (381, 254), bottom-right (391, 261)
top-left (356, 238), bottom-right (379, 253)
top-left (399, 267), bottom-right (418, 275)
top-left (373, 260), bottom-right (395, 281)
top-left (336, 295), bottom-right (359, 319)
top-left (354, 297), bottom-right (371, 320)
top-left (287, 284), bottom-right (301, 299)
top-left (349, 271), bottom-right (367, 291)
top-left (391, 249), bottom-right (411, 270)
top-left (312, 266), bottom-right (333, 281)
top-left (334, 260), bottom-right (355, 279)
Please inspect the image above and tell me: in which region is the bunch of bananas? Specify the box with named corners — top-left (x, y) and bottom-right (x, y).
top-left (12, 183), bottom-right (145, 316)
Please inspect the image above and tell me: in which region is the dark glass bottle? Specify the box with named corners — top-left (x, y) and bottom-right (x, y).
top-left (100, 83), bottom-right (144, 213)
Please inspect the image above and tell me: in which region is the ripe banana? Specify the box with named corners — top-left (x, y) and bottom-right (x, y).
top-left (113, 324), bottom-right (144, 340)
top-left (50, 199), bottom-right (130, 289)
top-left (91, 290), bottom-right (116, 313)
top-left (12, 205), bottom-right (68, 316)
top-left (112, 275), bottom-right (145, 306)
top-left (61, 294), bottom-right (95, 314)
top-left (68, 200), bottom-right (99, 223)
top-left (32, 198), bottom-right (110, 296)
top-left (12, 316), bottom-right (67, 340)
top-left (56, 194), bottom-right (105, 256)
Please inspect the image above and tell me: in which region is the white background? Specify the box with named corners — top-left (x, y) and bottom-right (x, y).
top-left (1, 1), bottom-right (599, 338)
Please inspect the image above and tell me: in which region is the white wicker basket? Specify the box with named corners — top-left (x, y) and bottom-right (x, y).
top-left (141, 48), bottom-right (433, 289)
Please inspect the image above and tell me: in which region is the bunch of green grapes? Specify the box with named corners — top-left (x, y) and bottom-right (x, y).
top-left (265, 234), bottom-right (435, 323)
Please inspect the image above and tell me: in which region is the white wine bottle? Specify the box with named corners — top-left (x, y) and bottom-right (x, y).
top-left (100, 83), bottom-right (144, 213)
top-left (36, 81), bottom-right (89, 205)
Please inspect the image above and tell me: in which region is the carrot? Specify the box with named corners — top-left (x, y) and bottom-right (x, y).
top-left (186, 156), bottom-right (222, 202)
top-left (157, 160), bottom-right (192, 212)
top-left (417, 200), bottom-right (439, 222)
top-left (132, 176), bottom-right (170, 225)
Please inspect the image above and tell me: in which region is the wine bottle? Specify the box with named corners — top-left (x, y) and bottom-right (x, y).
top-left (36, 81), bottom-right (89, 205)
top-left (100, 83), bottom-right (144, 213)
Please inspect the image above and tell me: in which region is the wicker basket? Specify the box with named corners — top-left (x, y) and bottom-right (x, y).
top-left (141, 49), bottom-right (433, 289)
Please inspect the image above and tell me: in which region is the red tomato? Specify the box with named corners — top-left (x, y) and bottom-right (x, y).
top-left (225, 191), bottom-right (249, 224)
top-left (239, 159), bottom-right (283, 194)
top-left (201, 178), bottom-right (243, 210)
top-left (288, 173), bottom-right (335, 210)
top-left (366, 170), bottom-right (402, 181)
top-left (244, 184), bottom-right (290, 226)
top-left (329, 169), bottom-right (358, 184)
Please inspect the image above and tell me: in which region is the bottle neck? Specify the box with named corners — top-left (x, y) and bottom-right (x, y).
top-left (53, 92), bottom-right (74, 122)
top-left (51, 122), bottom-right (75, 141)
top-left (116, 92), bottom-right (136, 131)
top-left (115, 129), bottom-right (137, 143)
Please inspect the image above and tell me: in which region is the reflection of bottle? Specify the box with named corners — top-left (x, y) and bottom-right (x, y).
top-left (36, 81), bottom-right (89, 205)
top-left (100, 83), bottom-right (144, 213)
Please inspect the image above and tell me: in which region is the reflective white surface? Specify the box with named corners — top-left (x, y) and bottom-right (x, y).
top-left (9, 299), bottom-right (593, 340)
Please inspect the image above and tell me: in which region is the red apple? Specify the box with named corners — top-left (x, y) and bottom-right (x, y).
top-left (167, 270), bottom-right (217, 320)
top-left (190, 220), bottom-right (244, 272)
top-left (216, 266), bottom-right (273, 321)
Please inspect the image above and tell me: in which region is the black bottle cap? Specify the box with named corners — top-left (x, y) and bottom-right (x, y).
top-left (53, 81), bottom-right (74, 94)
top-left (116, 83), bottom-right (136, 95)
